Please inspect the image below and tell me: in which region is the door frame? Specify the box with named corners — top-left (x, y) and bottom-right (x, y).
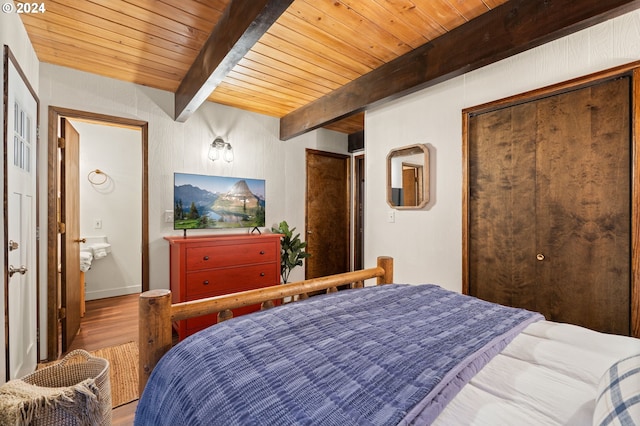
top-left (3, 45), bottom-right (40, 379)
top-left (354, 154), bottom-right (364, 271)
top-left (46, 106), bottom-right (149, 360)
top-left (461, 61), bottom-right (640, 338)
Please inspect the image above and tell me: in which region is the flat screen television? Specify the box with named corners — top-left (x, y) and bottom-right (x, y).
top-left (174, 172), bottom-right (266, 230)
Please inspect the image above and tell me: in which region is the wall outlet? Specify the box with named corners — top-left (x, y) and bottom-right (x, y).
top-left (165, 210), bottom-right (174, 223)
top-left (94, 219), bottom-right (102, 229)
top-left (387, 210), bottom-right (395, 223)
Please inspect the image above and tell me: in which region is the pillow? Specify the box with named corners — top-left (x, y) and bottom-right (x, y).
top-left (593, 354), bottom-right (640, 426)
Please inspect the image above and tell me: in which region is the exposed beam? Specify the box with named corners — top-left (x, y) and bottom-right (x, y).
top-left (175, 0), bottom-right (293, 122)
top-left (280, 0), bottom-right (640, 140)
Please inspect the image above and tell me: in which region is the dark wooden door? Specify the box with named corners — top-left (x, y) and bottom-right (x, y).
top-left (469, 100), bottom-right (538, 312)
top-left (468, 76), bottom-right (631, 335)
top-left (305, 149), bottom-right (350, 279)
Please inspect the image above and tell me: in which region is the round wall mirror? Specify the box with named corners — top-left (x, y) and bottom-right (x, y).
top-left (387, 144), bottom-right (430, 209)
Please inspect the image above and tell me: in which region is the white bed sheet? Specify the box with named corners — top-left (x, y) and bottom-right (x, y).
top-left (433, 321), bottom-right (640, 426)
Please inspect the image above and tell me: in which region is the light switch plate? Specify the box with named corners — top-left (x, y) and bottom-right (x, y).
top-left (387, 210), bottom-right (395, 223)
top-left (165, 210), bottom-right (174, 223)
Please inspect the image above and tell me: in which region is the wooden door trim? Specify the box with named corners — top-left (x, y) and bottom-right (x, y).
top-left (632, 68), bottom-right (640, 338)
top-left (305, 149), bottom-right (352, 278)
top-left (462, 62), bottom-right (640, 337)
top-left (46, 106), bottom-right (149, 360)
top-left (354, 154), bottom-right (364, 271)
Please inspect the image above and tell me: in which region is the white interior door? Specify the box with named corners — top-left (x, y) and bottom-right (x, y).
top-left (7, 59), bottom-right (38, 380)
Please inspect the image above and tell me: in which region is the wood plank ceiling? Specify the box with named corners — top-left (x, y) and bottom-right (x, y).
top-left (19, 0), bottom-right (506, 135)
top-left (18, 0), bottom-right (640, 139)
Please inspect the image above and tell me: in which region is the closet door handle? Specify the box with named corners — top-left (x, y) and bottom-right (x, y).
top-left (536, 253), bottom-right (545, 261)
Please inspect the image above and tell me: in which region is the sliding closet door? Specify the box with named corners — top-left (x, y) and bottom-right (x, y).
top-left (535, 77), bottom-right (630, 334)
top-left (468, 102), bottom-right (538, 312)
top-left (468, 76), bottom-right (631, 335)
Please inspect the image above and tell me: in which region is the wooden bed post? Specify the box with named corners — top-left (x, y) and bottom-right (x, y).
top-left (139, 289), bottom-right (173, 394)
top-left (377, 256), bottom-right (394, 285)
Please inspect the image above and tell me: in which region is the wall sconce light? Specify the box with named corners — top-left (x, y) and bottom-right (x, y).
top-left (208, 137), bottom-right (234, 162)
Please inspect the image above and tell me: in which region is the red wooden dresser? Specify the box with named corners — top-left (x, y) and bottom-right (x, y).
top-left (164, 233), bottom-right (282, 340)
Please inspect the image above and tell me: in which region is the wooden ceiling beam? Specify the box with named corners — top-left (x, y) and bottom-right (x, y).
top-left (174, 0), bottom-right (293, 122)
top-left (280, 0), bottom-right (640, 140)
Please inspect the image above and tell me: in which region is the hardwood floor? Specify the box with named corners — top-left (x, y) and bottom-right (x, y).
top-left (65, 293), bottom-right (139, 425)
top-left (67, 293), bottom-right (138, 353)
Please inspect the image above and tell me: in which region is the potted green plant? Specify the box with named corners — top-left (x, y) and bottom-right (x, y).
top-left (272, 220), bottom-right (311, 283)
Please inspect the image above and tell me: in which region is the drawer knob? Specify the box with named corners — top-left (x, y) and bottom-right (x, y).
top-left (260, 251), bottom-right (265, 255)
top-left (203, 256), bottom-right (209, 261)
top-left (203, 280), bottom-right (209, 285)
top-left (260, 272), bottom-right (265, 277)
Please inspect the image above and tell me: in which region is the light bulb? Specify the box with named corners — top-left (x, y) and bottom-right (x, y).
top-left (223, 145), bottom-right (234, 162)
top-left (208, 142), bottom-right (220, 161)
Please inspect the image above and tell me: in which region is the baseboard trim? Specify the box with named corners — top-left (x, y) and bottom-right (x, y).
top-left (85, 285), bottom-right (140, 301)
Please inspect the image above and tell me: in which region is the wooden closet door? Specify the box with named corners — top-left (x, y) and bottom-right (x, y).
top-left (468, 77), bottom-right (631, 335)
top-left (469, 102), bottom-right (538, 312)
top-left (535, 77), bottom-right (630, 335)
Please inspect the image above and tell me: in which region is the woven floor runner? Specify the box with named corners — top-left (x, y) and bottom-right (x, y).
top-left (91, 341), bottom-right (139, 408)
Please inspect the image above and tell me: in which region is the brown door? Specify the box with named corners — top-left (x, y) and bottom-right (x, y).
top-left (305, 149), bottom-right (350, 279)
top-left (468, 76), bottom-right (631, 335)
top-left (60, 118), bottom-right (82, 351)
top-left (402, 165), bottom-right (421, 207)
top-left (468, 100), bottom-right (538, 312)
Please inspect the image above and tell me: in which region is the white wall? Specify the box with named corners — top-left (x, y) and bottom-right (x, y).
top-left (1, 7), bottom-right (40, 380)
top-left (282, 128), bottom-right (350, 283)
top-left (71, 119), bottom-right (142, 299)
top-left (37, 62), bottom-right (347, 349)
top-left (365, 9), bottom-right (640, 292)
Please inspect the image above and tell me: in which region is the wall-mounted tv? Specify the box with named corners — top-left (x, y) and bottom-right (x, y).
top-left (174, 172), bottom-right (266, 230)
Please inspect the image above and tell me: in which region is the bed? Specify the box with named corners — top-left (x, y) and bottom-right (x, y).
top-left (135, 257), bottom-right (640, 425)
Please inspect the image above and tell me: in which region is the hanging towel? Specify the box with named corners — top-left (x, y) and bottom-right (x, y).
top-left (80, 252), bottom-right (93, 272)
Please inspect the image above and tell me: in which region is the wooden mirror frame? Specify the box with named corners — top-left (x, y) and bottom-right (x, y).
top-left (386, 144), bottom-right (430, 209)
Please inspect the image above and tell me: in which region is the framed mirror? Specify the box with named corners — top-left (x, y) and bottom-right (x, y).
top-left (387, 144), bottom-right (430, 209)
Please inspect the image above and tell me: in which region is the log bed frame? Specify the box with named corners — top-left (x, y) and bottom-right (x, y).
top-left (138, 256), bottom-right (394, 393)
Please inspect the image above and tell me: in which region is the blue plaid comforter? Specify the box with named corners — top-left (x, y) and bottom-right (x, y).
top-left (135, 284), bottom-right (542, 425)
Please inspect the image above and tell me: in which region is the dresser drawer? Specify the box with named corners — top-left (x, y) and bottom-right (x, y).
top-left (185, 264), bottom-right (278, 298)
top-left (186, 242), bottom-right (277, 271)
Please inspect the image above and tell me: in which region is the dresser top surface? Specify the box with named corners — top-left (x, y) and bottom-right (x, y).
top-left (164, 233), bottom-right (282, 245)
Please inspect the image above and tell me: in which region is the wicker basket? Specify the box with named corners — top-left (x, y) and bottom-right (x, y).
top-left (2, 349), bottom-right (112, 426)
